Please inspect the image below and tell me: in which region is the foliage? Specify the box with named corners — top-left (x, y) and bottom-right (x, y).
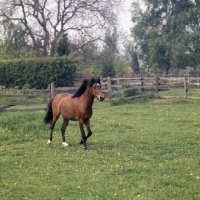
top-left (131, 0), bottom-right (200, 74)
top-left (0, 38), bottom-right (14, 59)
top-left (0, 56), bottom-right (78, 89)
top-left (89, 58), bottom-right (129, 78)
top-left (114, 59), bottom-right (129, 77)
top-left (0, 17), bottom-right (37, 59)
top-left (56, 34), bottom-right (70, 57)
top-left (1, 99), bottom-right (200, 199)
top-left (99, 49), bottom-right (116, 77)
top-left (82, 29), bottom-right (129, 78)
top-left (86, 29), bottom-right (122, 78)
top-left (126, 44), bottom-right (140, 73)
top-left (98, 29), bottom-right (119, 77)
top-left (0, 38), bottom-right (37, 60)
top-left (89, 64), bottom-right (102, 77)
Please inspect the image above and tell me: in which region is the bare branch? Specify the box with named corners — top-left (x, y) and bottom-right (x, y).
top-left (0, 0), bottom-right (123, 56)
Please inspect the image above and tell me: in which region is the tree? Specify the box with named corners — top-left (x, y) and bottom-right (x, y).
top-left (0, 24), bottom-right (36, 59)
top-left (186, 0), bottom-right (200, 70)
top-left (56, 34), bottom-right (70, 56)
top-left (126, 44), bottom-right (140, 74)
top-left (0, 0), bottom-right (122, 57)
top-left (0, 38), bottom-right (14, 59)
top-left (131, 0), bottom-right (200, 74)
top-left (100, 49), bottom-right (116, 77)
top-left (99, 29), bottom-right (120, 77)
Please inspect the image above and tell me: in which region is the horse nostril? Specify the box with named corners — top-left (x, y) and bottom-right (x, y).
top-left (100, 96), bottom-right (105, 101)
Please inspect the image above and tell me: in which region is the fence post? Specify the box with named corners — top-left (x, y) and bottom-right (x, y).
top-left (117, 78), bottom-right (121, 91)
top-left (50, 82), bottom-right (55, 100)
top-left (168, 78), bottom-right (171, 89)
top-left (107, 77), bottom-right (112, 106)
top-left (140, 77), bottom-right (144, 92)
top-left (155, 76), bottom-right (159, 98)
top-left (47, 84), bottom-right (51, 104)
top-left (184, 77), bottom-right (188, 98)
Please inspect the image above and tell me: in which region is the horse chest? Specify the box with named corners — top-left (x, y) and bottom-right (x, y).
top-left (70, 104), bottom-right (91, 120)
top-left (80, 110), bottom-right (92, 120)
top-left (84, 112), bottom-right (92, 119)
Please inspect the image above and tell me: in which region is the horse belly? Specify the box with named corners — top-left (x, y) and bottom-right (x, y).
top-left (60, 104), bottom-right (78, 120)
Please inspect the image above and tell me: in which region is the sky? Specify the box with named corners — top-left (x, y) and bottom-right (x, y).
top-left (119, 0), bottom-right (133, 34)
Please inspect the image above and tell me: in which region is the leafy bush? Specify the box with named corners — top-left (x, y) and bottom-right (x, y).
top-left (0, 56), bottom-right (78, 89)
top-left (124, 88), bottom-right (139, 97)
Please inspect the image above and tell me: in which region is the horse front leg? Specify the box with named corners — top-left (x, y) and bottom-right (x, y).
top-left (78, 120), bottom-right (88, 150)
top-left (85, 120), bottom-right (92, 139)
top-left (61, 118), bottom-right (69, 147)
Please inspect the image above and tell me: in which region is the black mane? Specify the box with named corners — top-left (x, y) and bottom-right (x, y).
top-left (72, 77), bottom-right (100, 98)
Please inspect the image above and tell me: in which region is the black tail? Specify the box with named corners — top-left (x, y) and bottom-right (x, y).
top-left (43, 99), bottom-right (53, 124)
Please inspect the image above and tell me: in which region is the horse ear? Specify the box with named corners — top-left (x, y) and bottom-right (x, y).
top-left (82, 79), bottom-right (88, 85)
top-left (91, 77), bottom-right (96, 83)
top-left (88, 76), bottom-right (95, 83)
top-left (96, 77), bottom-right (101, 84)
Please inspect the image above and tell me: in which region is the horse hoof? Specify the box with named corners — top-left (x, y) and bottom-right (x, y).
top-left (62, 142), bottom-right (69, 147)
top-left (79, 139), bottom-right (84, 144)
top-left (84, 147), bottom-right (88, 151)
top-left (47, 139), bottom-right (51, 146)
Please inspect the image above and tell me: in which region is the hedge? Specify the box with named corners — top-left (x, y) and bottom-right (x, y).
top-left (0, 56), bottom-right (78, 89)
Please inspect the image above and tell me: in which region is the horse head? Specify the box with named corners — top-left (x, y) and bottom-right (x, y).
top-left (90, 77), bottom-right (105, 102)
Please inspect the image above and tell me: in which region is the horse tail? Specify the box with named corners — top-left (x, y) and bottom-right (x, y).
top-left (43, 99), bottom-right (53, 124)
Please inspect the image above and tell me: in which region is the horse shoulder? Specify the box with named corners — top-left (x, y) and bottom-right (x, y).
top-left (55, 93), bottom-right (71, 109)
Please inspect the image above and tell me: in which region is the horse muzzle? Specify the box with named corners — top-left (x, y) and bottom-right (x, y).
top-left (96, 95), bottom-right (105, 102)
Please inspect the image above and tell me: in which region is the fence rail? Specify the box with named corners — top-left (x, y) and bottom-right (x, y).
top-left (1, 76), bottom-right (200, 111)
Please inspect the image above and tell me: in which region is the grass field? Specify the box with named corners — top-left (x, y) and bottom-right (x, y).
top-left (1, 96), bottom-right (200, 199)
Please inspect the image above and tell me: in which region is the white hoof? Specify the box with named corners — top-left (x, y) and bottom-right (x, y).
top-left (47, 139), bottom-right (51, 146)
top-left (62, 142), bottom-right (69, 147)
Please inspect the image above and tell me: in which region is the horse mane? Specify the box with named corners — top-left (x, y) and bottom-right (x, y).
top-left (72, 77), bottom-right (100, 98)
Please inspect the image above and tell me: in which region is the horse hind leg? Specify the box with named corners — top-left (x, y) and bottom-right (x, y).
top-left (47, 114), bottom-right (60, 146)
top-left (61, 118), bottom-right (69, 147)
top-left (47, 122), bottom-right (54, 146)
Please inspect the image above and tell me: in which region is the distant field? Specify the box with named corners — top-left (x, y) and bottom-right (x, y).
top-left (159, 86), bottom-right (200, 98)
top-left (1, 97), bottom-right (200, 199)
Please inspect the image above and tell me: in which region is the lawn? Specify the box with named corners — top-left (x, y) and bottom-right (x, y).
top-left (0, 97), bottom-right (200, 200)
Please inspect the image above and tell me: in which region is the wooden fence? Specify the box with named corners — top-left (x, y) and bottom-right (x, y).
top-left (0, 83), bottom-right (79, 112)
top-left (0, 89), bottom-right (49, 112)
top-left (101, 76), bottom-right (200, 105)
top-left (1, 76), bottom-right (200, 111)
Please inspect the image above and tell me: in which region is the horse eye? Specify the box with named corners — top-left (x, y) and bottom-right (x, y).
top-left (93, 86), bottom-right (96, 89)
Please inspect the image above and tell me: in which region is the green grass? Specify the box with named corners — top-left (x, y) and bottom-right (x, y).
top-left (1, 98), bottom-right (200, 199)
top-left (159, 85), bottom-right (200, 98)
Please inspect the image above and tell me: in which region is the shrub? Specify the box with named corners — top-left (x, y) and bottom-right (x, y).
top-left (0, 56), bottom-right (78, 89)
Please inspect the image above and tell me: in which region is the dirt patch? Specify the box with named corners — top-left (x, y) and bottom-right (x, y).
top-left (150, 96), bottom-right (180, 103)
top-left (150, 96), bottom-right (199, 104)
top-left (151, 96), bottom-right (200, 103)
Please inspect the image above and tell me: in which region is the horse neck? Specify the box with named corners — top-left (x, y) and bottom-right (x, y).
top-left (81, 87), bottom-right (95, 106)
